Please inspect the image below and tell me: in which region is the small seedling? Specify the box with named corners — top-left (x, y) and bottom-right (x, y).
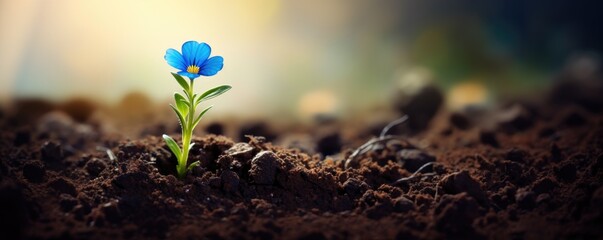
top-left (163, 41), bottom-right (231, 179)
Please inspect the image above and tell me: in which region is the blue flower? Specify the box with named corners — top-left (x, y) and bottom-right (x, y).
top-left (165, 41), bottom-right (224, 80)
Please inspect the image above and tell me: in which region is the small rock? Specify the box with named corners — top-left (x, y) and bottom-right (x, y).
top-left (249, 151), bottom-right (280, 185)
top-left (48, 178), bottom-right (77, 196)
top-left (316, 131), bottom-right (341, 156)
top-left (37, 111), bottom-right (74, 135)
top-left (394, 84), bottom-right (444, 133)
top-left (22, 161), bottom-right (45, 183)
top-left (216, 155), bottom-right (234, 169)
top-left (59, 194), bottom-right (78, 212)
top-left (479, 130), bottom-right (499, 147)
top-left (85, 158), bottom-right (107, 177)
top-left (515, 187), bottom-right (535, 209)
top-left (497, 104), bottom-right (534, 133)
top-left (205, 122), bottom-right (224, 135)
top-left (59, 98), bottom-right (96, 122)
top-left (441, 171), bottom-right (487, 204)
top-left (399, 149), bottom-right (436, 172)
top-left (224, 143), bottom-right (255, 159)
top-left (392, 196), bottom-right (415, 212)
top-left (342, 178), bottom-right (370, 199)
top-left (450, 112), bottom-right (472, 130)
top-left (221, 170), bottom-right (240, 193)
top-left (41, 141), bottom-right (64, 162)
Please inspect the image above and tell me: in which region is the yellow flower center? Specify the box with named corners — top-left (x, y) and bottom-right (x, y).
top-left (187, 65), bottom-right (200, 74)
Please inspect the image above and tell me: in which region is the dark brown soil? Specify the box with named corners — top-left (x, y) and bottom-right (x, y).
top-left (1, 80), bottom-right (603, 239)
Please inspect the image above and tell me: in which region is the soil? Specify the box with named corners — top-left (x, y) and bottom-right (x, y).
top-left (1, 78), bottom-right (603, 239)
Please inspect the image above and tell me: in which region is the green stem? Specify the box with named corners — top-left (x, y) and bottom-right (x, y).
top-left (177, 79), bottom-right (196, 179)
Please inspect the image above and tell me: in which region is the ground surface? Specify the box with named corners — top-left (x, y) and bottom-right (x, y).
top-left (1, 80), bottom-right (602, 240)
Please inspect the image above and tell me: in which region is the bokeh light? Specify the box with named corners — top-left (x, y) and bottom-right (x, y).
top-left (1, 0), bottom-right (602, 119)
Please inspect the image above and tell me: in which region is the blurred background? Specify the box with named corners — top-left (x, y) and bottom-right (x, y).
top-left (1, 0), bottom-right (602, 122)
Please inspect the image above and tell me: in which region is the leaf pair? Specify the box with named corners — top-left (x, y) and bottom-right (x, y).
top-left (165, 72), bottom-right (232, 179)
top-left (162, 134), bottom-right (196, 162)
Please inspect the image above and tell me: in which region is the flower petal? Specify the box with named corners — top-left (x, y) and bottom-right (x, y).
top-left (164, 48), bottom-right (186, 70)
top-left (199, 56), bottom-right (224, 76)
top-left (193, 43), bottom-right (211, 66)
top-left (177, 70), bottom-right (200, 80)
top-left (181, 41), bottom-right (211, 67)
top-left (181, 41), bottom-right (197, 65)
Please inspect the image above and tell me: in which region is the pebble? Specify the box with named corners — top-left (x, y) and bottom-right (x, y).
top-left (479, 130), bottom-right (499, 147)
top-left (497, 104), bottom-right (534, 133)
top-left (85, 158), bottom-right (107, 178)
top-left (441, 171), bottom-right (487, 205)
top-left (224, 143), bottom-right (255, 159)
top-left (41, 141), bottom-right (64, 162)
top-left (316, 131), bottom-right (341, 156)
top-left (205, 122), bottom-right (225, 135)
top-left (398, 149), bottom-right (436, 172)
top-left (450, 112), bottom-right (472, 130)
top-left (249, 151), bottom-right (280, 185)
top-left (342, 178), bottom-right (370, 199)
top-left (392, 196), bottom-right (415, 213)
top-left (48, 178), bottom-right (77, 196)
top-left (59, 194), bottom-right (78, 212)
top-left (394, 85), bottom-right (444, 133)
top-left (221, 170), bottom-right (240, 193)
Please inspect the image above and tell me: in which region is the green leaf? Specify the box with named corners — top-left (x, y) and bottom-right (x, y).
top-left (196, 85), bottom-right (231, 105)
top-left (162, 134), bottom-right (181, 160)
top-left (192, 93), bottom-right (198, 107)
top-left (192, 105), bottom-right (213, 129)
top-left (170, 104), bottom-right (187, 131)
top-left (171, 72), bottom-right (189, 90)
top-left (174, 92), bottom-right (189, 117)
top-left (186, 161), bottom-right (200, 172)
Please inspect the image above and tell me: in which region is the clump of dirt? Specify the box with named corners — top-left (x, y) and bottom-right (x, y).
top-left (1, 80), bottom-right (602, 239)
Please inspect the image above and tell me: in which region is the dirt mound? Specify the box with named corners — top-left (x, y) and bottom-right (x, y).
top-left (1, 95), bottom-right (602, 239)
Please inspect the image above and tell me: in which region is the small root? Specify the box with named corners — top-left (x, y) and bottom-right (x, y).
top-left (392, 162), bottom-right (435, 185)
top-left (344, 115), bottom-right (409, 169)
top-left (432, 171), bottom-right (461, 203)
top-left (97, 146), bottom-right (117, 163)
